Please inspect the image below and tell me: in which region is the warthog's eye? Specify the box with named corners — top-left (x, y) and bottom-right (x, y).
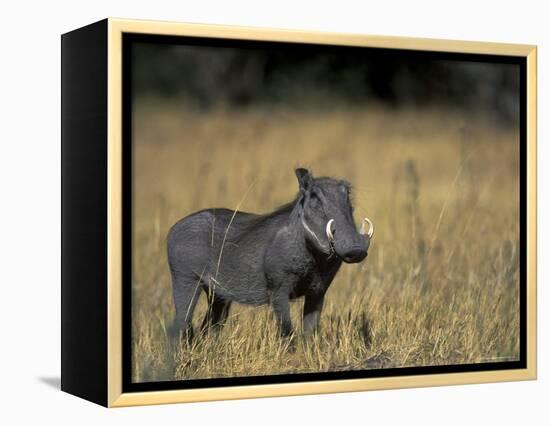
top-left (309, 192), bottom-right (320, 208)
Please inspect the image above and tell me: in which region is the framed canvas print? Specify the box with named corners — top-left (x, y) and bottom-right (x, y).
top-left (61, 18), bottom-right (537, 407)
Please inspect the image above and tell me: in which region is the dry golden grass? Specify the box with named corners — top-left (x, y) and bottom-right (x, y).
top-left (131, 103), bottom-right (520, 382)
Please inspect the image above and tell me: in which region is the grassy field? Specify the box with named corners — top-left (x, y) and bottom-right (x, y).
top-left (131, 103), bottom-right (520, 383)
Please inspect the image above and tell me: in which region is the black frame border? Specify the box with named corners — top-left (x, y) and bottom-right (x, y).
top-left (122, 33), bottom-right (527, 393)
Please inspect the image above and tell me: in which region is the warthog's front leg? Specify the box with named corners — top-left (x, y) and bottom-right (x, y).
top-left (270, 290), bottom-right (292, 337)
top-left (303, 293), bottom-right (325, 335)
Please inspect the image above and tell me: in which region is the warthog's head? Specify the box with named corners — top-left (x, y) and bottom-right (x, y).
top-left (295, 168), bottom-right (373, 263)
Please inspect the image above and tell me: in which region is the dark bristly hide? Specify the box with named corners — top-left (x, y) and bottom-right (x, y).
top-left (167, 168), bottom-right (373, 339)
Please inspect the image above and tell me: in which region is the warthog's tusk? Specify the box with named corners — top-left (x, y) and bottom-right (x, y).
top-left (360, 217), bottom-right (374, 239)
top-left (325, 219), bottom-right (335, 241)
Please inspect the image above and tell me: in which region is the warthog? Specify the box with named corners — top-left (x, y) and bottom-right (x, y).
top-left (167, 168), bottom-right (373, 339)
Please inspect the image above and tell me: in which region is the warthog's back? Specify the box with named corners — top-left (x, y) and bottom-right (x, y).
top-left (167, 208), bottom-right (277, 305)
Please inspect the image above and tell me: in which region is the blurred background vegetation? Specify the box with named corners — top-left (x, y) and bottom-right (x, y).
top-left (133, 41), bottom-right (519, 124)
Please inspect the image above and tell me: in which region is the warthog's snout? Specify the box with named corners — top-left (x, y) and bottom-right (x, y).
top-left (340, 241), bottom-right (369, 263)
top-left (326, 217), bottom-right (373, 263)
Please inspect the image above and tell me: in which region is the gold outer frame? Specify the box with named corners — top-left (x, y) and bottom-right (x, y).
top-left (106, 18), bottom-right (537, 407)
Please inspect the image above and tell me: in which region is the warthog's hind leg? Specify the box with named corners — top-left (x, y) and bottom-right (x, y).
top-left (200, 294), bottom-right (232, 335)
top-left (170, 276), bottom-right (202, 344)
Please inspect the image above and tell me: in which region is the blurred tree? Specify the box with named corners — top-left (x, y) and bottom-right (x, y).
top-left (132, 41), bottom-right (519, 124)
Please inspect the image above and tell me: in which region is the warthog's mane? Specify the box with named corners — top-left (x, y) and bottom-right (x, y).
top-left (225, 194), bottom-right (300, 241)
top-left (227, 176), bottom-right (350, 240)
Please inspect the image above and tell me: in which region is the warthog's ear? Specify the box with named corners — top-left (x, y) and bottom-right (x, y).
top-left (295, 168), bottom-right (312, 191)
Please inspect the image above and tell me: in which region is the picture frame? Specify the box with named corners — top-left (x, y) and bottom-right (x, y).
top-left (61, 18), bottom-right (537, 407)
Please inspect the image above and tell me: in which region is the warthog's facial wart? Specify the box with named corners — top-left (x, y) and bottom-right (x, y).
top-left (302, 216), bottom-right (330, 253)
